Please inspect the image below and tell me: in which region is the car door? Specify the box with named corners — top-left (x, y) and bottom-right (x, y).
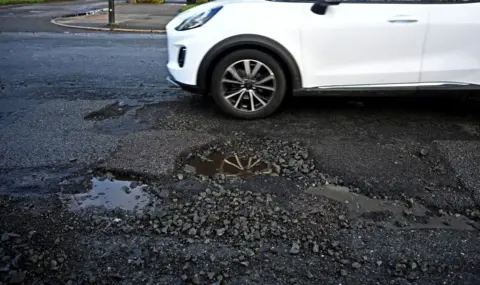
top-left (420, 1), bottom-right (480, 88)
top-left (299, 1), bottom-right (431, 89)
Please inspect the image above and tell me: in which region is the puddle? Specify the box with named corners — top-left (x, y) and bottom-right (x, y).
top-left (186, 152), bottom-right (277, 178)
top-left (84, 102), bottom-right (132, 121)
top-left (66, 177), bottom-right (151, 211)
top-left (307, 185), bottom-right (476, 230)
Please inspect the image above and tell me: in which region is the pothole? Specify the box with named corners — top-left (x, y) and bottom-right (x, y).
top-left (307, 184), bottom-right (477, 230)
top-left (186, 151), bottom-right (278, 179)
top-left (84, 102), bottom-right (133, 121)
top-left (63, 175), bottom-right (151, 211)
top-left (176, 136), bottom-right (326, 186)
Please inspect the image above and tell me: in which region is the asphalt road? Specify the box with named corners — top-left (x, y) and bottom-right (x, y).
top-left (1, 4), bottom-right (480, 285)
top-left (0, 32), bottom-right (173, 99)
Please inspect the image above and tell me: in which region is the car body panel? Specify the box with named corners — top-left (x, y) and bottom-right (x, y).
top-left (299, 3), bottom-right (430, 88)
top-left (420, 2), bottom-right (480, 86)
top-left (166, 0), bottom-right (480, 94)
top-left (166, 0), bottom-right (304, 87)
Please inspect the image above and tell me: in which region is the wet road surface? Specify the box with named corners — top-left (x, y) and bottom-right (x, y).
top-left (1, 29), bottom-right (480, 285)
top-left (0, 32), bottom-right (174, 100)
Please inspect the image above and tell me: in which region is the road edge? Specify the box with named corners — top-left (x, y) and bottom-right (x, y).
top-left (50, 4), bottom-right (169, 34)
top-left (50, 17), bottom-right (166, 34)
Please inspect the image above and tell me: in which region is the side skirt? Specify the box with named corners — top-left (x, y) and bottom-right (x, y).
top-left (292, 82), bottom-right (480, 97)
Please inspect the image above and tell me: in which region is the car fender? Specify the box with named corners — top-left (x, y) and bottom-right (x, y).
top-left (197, 34), bottom-right (304, 93)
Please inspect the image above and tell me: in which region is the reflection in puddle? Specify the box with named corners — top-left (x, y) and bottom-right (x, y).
top-left (188, 152), bottom-right (276, 178)
top-left (69, 177), bottom-right (150, 211)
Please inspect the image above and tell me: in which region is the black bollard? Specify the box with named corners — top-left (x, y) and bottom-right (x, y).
top-left (108, 0), bottom-right (115, 25)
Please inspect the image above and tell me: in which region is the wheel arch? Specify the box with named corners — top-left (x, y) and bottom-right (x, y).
top-left (197, 34), bottom-right (303, 94)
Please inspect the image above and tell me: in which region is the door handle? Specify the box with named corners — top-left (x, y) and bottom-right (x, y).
top-left (388, 15), bottom-right (418, 23)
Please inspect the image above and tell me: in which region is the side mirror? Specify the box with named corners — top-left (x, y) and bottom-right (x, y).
top-left (311, 0), bottom-right (340, 15)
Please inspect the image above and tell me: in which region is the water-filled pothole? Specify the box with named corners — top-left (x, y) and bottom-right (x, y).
top-left (67, 176), bottom-right (151, 211)
top-left (186, 152), bottom-right (277, 178)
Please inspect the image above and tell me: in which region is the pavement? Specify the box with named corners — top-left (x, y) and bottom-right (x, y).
top-left (1, 2), bottom-right (480, 285)
top-left (0, 0), bottom-right (119, 32)
top-left (51, 3), bottom-right (183, 32)
top-left (0, 0), bottom-right (182, 33)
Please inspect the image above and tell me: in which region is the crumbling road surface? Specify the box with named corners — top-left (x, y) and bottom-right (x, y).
top-left (1, 32), bottom-right (480, 285)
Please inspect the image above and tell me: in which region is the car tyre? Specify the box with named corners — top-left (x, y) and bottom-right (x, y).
top-left (210, 49), bottom-right (287, 119)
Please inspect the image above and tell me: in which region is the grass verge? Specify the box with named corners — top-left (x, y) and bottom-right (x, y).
top-left (133, 0), bottom-right (165, 3)
top-left (0, 0), bottom-right (43, 4)
top-left (180, 3), bottom-right (199, 12)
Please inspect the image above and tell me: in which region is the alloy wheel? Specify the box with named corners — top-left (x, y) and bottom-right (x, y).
top-left (220, 59), bottom-right (276, 112)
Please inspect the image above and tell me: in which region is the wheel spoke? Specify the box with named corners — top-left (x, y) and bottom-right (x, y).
top-left (243, 60), bottom-right (251, 78)
top-left (255, 84), bottom-right (275, 92)
top-left (251, 62), bottom-right (262, 78)
top-left (251, 90), bottom-right (267, 106)
top-left (222, 78), bottom-right (243, 84)
top-left (234, 90), bottom-right (245, 108)
top-left (225, 88), bottom-right (246, 99)
top-left (227, 67), bottom-right (244, 83)
top-left (255, 74), bottom-right (274, 85)
top-left (249, 90), bottom-right (256, 111)
top-left (221, 59), bottom-right (276, 112)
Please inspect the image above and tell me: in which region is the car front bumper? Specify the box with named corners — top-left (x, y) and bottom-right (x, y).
top-left (165, 17), bottom-right (212, 95)
top-left (166, 74), bottom-right (205, 95)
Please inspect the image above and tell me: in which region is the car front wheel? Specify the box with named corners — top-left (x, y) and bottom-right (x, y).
top-left (210, 49), bottom-right (287, 119)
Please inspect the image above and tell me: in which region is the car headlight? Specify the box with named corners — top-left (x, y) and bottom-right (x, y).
top-left (175, 6), bottom-right (223, 31)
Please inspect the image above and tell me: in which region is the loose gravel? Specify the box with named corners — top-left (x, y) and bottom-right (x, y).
top-left (1, 135), bottom-right (480, 285)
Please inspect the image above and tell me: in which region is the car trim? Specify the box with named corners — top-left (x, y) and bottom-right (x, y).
top-left (267, 0), bottom-right (480, 4)
top-left (197, 34), bottom-right (303, 93)
top-left (167, 73), bottom-right (205, 95)
top-left (166, 76), bottom-right (180, 88)
top-left (295, 81), bottom-right (480, 92)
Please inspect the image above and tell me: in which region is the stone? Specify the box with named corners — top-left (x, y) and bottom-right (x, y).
top-left (50, 259), bottom-right (58, 268)
top-left (216, 228), bottom-right (226, 236)
top-left (290, 242), bottom-right (300, 255)
top-left (207, 272), bottom-right (215, 280)
top-left (352, 262), bottom-right (361, 269)
top-left (159, 189), bottom-right (169, 198)
top-left (244, 248), bottom-right (255, 257)
top-left (396, 263), bottom-right (407, 272)
top-left (184, 165), bottom-right (197, 174)
top-left (192, 274), bottom-right (201, 284)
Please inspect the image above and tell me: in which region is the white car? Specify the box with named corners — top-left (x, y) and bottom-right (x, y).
top-left (166, 0), bottom-right (480, 119)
